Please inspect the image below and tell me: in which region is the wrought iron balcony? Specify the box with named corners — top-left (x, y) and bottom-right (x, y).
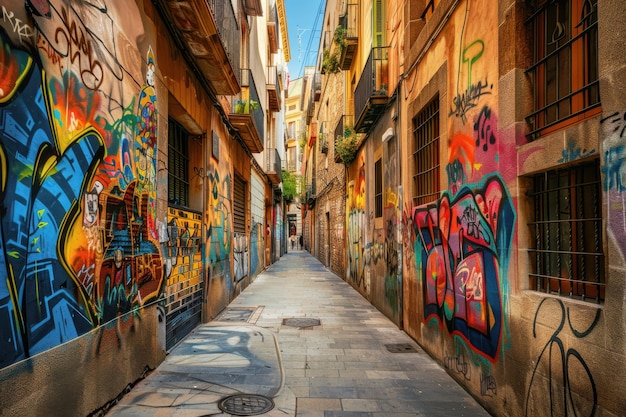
top-left (354, 47), bottom-right (389, 133)
top-left (267, 4), bottom-right (279, 54)
top-left (157, 0), bottom-right (241, 95)
top-left (267, 66), bottom-right (281, 112)
top-left (313, 72), bottom-right (321, 101)
top-left (338, 2), bottom-right (358, 70)
top-left (266, 148), bottom-right (282, 185)
top-left (306, 93), bottom-right (315, 124)
top-left (230, 69), bottom-right (265, 153)
top-left (306, 179), bottom-right (317, 207)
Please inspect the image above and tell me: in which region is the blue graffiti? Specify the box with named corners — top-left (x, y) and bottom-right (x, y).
top-left (0, 60), bottom-right (102, 367)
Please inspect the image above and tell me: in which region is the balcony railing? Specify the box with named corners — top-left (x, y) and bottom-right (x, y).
top-left (354, 47), bottom-right (390, 133)
top-left (306, 179), bottom-right (317, 206)
top-left (230, 69), bottom-right (264, 153)
top-left (267, 66), bottom-right (281, 112)
top-left (208, 0), bottom-right (241, 86)
top-left (313, 72), bottom-right (321, 101)
top-left (338, 2), bottom-right (358, 69)
top-left (266, 148), bottom-right (282, 185)
top-left (306, 93), bottom-right (315, 123)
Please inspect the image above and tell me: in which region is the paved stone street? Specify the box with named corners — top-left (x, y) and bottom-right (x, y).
top-left (107, 250), bottom-right (492, 416)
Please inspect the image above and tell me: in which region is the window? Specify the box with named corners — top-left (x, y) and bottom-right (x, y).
top-left (288, 121), bottom-right (296, 140)
top-left (168, 119), bottom-right (189, 206)
top-left (373, 0), bottom-right (385, 47)
top-left (527, 160), bottom-right (605, 302)
top-left (233, 175), bottom-right (246, 234)
top-left (525, 0), bottom-right (600, 139)
top-left (374, 157), bottom-right (383, 218)
top-left (412, 95), bottom-right (440, 206)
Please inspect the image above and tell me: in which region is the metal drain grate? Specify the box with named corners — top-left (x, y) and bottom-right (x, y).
top-left (217, 394), bottom-right (274, 416)
top-left (282, 317), bottom-right (321, 328)
top-left (385, 343), bottom-right (418, 353)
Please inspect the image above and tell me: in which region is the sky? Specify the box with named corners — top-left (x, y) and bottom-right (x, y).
top-left (284, 0), bottom-right (325, 80)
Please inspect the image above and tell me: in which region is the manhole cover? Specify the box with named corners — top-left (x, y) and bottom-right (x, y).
top-left (385, 343), bottom-right (418, 353)
top-left (218, 394), bottom-right (274, 416)
top-left (282, 317), bottom-right (321, 328)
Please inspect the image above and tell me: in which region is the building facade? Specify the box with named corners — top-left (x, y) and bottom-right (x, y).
top-left (305, 0), bottom-right (626, 416)
top-left (0, 0), bottom-right (289, 415)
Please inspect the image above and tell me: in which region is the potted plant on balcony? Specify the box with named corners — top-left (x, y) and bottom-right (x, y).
top-left (333, 26), bottom-right (347, 51)
top-left (235, 99), bottom-right (260, 114)
top-left (321, 48), bottom-right (340, 74)
top-left (335, 126), bottom-right (358, 166)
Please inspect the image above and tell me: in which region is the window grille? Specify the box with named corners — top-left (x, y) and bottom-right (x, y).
top-left (525, 0), bottom-right (600, 139)
top-left (527, 160), bottom-right (605, 302)
top-left (412, 95), bottom-right (440, 206)
top-left (168, 119), bottom-right (189, 206)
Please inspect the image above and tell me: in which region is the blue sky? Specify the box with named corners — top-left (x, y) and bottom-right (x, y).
top-left (284, 0), bottom-right (325, 79)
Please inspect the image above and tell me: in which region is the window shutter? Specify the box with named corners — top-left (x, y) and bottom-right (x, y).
top-left (373, 0), bottom-right (384, 47)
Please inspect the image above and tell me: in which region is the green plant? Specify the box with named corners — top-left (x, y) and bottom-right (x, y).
top-left (282, 170), bottom-right (303, 202)
top-left (333, 26), bottom-right (347, 50)
top-left (234, 99), bottom-right (260, 114)
top-left (322, 48), bottom-right (340, 74)
top-left (335, 127), bottom-right (358, 166)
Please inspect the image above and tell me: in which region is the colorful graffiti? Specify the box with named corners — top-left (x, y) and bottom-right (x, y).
top-left (346, 156), bottom-right (368, 292)
top-left (0, 2), bottom-right (162, 368)
top-left (249, 222), bottom-right (262, 276)
top-left (601, 111), bottom-right (626, 258)
top-left (412, 176), bottom-right (515, 361)
top-left (206, 162), bottom-right (232, 285)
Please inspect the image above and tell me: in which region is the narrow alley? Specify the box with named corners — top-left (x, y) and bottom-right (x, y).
top-left (106, 250), bottom-right (492, 417)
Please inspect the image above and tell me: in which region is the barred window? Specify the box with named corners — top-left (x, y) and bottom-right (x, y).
top-left (412, 95), bottom-right (440, 206)
top-left (527, 160), bottom-right (605, 302)
top-left (525, 0), bottom-right (600, 139)
top-left (168, 119), bottom-right (189, 207)
top-left (374, 157), bottom-right (383, 218)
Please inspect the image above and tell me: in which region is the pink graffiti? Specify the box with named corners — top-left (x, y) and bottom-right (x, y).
top-left (412, 176), bottom-right (514, 361)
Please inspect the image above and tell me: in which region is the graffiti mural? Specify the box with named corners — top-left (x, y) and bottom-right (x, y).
top-left (206, 162), bottom-right (232, 284)
top-left (162, 207), bottom-right (203, 349)
top-left (525, 298), bottom-right (599, 417)
top-left (249, 222), bottom-right (262, 276)
top-left (412, 176), bottom-right (515, 361)
top-left (601, 111), bottom-right (626, 259)
top-left (346, 156), bottom-right (368, 293)
top-left (0, 1), bottom-right (162, 368)
top-left (233, 233), bottom-right (248, 282)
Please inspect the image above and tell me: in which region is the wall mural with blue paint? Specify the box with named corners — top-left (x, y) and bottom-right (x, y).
top-left (0, 1), bottom-right (162, 368)
top-left (412, 176), bottom-right (515, 362)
